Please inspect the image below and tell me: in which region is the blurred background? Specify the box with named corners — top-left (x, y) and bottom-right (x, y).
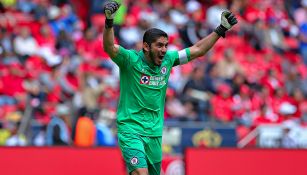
top-left (0, 0), bottom-right (307, 174)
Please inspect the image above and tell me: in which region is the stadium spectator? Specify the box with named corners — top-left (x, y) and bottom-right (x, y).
top-left (206, 0), bottom-right (228, 30)
top-left (13, 27), bottom-right (38, 62)
top-left (96, 109), bottom-right (116, 146)
top-left (74, 115), bottom-right (96, 147)
top-left (216, 48), bottom-right (244, 81)
top-left (252, 104), bottom-right (277, 128)
top-left (293, 0), bottom-right (307, 27)
top-left (292, 88), bottom-right (307, 122)
top-left (5, 112), bottom-right (27, 146)
top-left (210, 83), bottom-right (234, 123)
top-left (281, 120), bottom-right (300, 148)
top-left (182, 66), bottom-right (211, 121)
top-left (299, 22), bottom-right (307, 65)
top-left (45, 104), bottom-right (71, 145)
top-left (165, 88), bottom-right (194, 121)
top-left (232, 85), bottom-right (255, 126)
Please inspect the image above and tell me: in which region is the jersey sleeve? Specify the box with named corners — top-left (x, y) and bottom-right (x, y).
top-left (168, 48), bottom-right (191, 67)
top-left (110, 46), bottom-right (131, 68)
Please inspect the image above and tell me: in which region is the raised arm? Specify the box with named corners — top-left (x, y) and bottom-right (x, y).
top-left (189, 11), bottom-right (238, 61)
top-left (102, 1), bottom-right (120, 58)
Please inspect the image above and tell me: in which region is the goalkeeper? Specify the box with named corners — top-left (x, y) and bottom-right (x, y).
top-left (102, 1), bottom-right (237, 175)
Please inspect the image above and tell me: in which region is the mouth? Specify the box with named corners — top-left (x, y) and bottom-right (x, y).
top-left (159, 54), bottom-right (165, 60)
top-left (157, 55), bottom-right (164, 65)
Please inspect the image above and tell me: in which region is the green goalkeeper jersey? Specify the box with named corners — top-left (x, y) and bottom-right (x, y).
top-left (111, 46), bottom-right (191, 136)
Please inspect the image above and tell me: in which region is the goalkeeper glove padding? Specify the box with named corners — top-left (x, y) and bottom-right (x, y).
top-left (103, 1), bottom-right (120, 28)
top-left (214, 11), bottom-right (238, 38)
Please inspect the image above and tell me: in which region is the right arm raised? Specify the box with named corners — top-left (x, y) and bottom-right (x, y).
top-left (103, 27), bottom-right (119, 58)
top-left (102, 1), bottom-right (120, 58)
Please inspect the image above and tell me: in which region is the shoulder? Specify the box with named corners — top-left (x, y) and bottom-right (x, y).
top-left (130, 50), bottom-right (142, 62)
top-left (166, 50), bottom-right (179, 57)
top-left (115, 47), bottom-right (139, 59)
top-left (119, 49), bottom-right (141, 65)
top-left (130, 49), bottom-right (139, 56)
top-left (165, 50), bottom-right (179, 62)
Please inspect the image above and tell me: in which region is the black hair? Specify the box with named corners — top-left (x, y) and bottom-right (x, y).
top-left (143, 28), bottom-right (168, 47)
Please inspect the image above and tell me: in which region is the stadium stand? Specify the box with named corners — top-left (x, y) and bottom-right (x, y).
top-left (0, 0), bottom-right (306, 150)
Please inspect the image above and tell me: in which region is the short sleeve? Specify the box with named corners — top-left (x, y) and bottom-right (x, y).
top-left (111, 46), bottom-right (131, 68)
top-left (168, 48), bottom-right (191, 67)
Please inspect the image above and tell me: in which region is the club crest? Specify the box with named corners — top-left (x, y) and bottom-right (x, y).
top-left (130, 157), bottom-right (139, 165)
top-left (161, 66), bottom-right (167, 75)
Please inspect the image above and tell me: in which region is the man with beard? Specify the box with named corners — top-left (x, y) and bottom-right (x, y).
top-left (102, 1), bottom-right (237, 174)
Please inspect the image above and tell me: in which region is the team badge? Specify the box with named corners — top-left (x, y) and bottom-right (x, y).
top-left (140, 75), bottom-right (150, 84)
top-left (161, 66), bottom-right (167, 75)
top-left (130, 157), bottom-right (139, 165)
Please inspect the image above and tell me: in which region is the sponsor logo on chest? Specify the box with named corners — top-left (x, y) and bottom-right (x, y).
top-left (140, 74), bottom-right (166, 86)
top-left (140, 75), bottom-right (150, 84)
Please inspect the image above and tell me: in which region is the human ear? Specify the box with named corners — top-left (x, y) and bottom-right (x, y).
top-left (143, 42), bottom-right (150, 52)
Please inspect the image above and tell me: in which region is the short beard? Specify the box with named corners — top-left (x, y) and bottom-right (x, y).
top-left (149, 48), bottom-right (157, 66)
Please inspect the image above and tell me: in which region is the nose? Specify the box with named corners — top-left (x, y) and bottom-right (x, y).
top-left (161, 46), bottom-right (167, 53)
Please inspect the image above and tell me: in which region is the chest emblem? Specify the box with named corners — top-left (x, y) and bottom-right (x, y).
top-left (161, 66), bottom-right (167, 75)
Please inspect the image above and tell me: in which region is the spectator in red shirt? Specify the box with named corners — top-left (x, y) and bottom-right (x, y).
top-left (240, 53), bottom-right (264, 84)
top-left (232, 85), bottom-right (255, 126)
top-left (35, 24), bottom-right (56, 50)
top-left (252, 104), bottom-right (278, 128)
top-left (260, 69), bottom-right (284, 96)
top-left (1, 63), bottom-right (26, 100)
top-left (210, 83), bottom-right (234, 123)
top-left (290, 88), bottom-right (306, 120)
top-left (0, 65), bottom-right (27, 118)
top-left (39, 66), bottom-right (63, 106)
top-left (76, 27), bottom-right (108, 60)
top-left (271, 87), bottom-right (296, 122)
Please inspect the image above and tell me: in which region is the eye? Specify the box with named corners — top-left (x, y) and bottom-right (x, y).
top-left (157, 43), bottom-right (163, 48)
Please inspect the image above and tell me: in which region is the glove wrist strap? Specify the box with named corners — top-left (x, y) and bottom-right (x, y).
top-left (214, 25), bottom-right (228, 38)
top-left (105, 18), bottom-right (114, 28)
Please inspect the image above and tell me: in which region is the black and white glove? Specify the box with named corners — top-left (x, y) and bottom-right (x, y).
top-left (103, 1), bottom-right (120, 28)
top-left (214, 11), bottom-right (238, 38)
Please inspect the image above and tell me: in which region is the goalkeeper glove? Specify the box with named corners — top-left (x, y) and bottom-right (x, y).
top-left (103, 1), bottom-right (120, 28)
top-left (214, 11), bottom-right (238, 38)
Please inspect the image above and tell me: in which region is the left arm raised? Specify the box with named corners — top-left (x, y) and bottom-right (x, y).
top-left (188, 11), bottom-right (238, 61)
top-left (189, 32), bottom-right (220, 61)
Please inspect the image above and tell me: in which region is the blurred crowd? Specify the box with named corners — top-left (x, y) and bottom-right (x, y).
top-left (0, 0), bottom-right (306, 148)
